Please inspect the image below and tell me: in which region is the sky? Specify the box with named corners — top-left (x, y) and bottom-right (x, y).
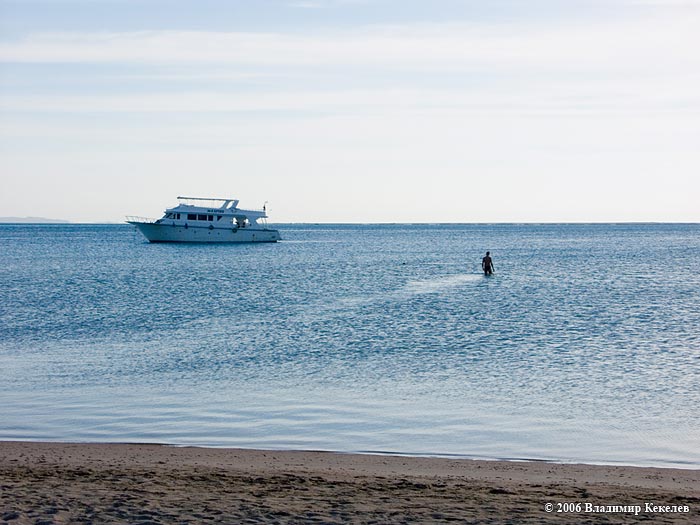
top-left (1, 0), bottom-right (699, 223)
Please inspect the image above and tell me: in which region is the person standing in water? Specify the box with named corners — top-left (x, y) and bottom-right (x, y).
top-left (482, 251), bottom-right (494, 276)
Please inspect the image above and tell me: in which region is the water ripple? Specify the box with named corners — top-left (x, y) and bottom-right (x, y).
top-left (1, 223), bottom-right (699, 467)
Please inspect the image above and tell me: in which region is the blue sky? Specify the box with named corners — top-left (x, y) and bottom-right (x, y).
top-left (1, 0), bottom-right (699, 222)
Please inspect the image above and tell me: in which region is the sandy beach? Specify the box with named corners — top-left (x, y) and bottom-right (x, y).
top-left (0, 442), bottom-right (697, 524)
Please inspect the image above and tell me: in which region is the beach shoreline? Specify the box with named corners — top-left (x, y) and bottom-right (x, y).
top-left (1, 441), bottom-right (698, 524)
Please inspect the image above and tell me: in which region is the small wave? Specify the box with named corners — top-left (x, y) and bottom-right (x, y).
top-left (296, 273), bottom-right (480, 322)
top-left (403, 274), bottom-right (482, 295)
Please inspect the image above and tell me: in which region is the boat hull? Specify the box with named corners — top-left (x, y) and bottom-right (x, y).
top-left (129, 222), bottom-right (281, 243)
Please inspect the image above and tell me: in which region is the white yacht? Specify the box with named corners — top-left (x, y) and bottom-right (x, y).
top-left (127, 197), bottom-right (281, 243)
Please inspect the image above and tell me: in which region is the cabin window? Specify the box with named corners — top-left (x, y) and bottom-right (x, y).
top-left (198, 214), bottom-right (207, 221)
top-left (208, 215), bottom-right (213, 221)
top-left (188, 214), bottom-right (197, 220)
top-left (216, 215), bottom-right (221, 221)
top-left (176, 213), bottom-right (181, 219)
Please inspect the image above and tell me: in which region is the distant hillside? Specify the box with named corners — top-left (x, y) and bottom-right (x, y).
top-left (0, 217), bottom-right (70, 224)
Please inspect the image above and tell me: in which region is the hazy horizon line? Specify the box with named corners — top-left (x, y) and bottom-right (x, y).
top-left (2, 219), bottom-right (698, 226)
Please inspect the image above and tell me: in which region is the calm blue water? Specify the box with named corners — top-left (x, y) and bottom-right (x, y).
top-left (1, 223), bottom-right (699, 468)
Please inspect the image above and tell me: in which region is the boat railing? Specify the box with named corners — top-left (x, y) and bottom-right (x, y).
top-left (126, 216), bottom-right (158, 224)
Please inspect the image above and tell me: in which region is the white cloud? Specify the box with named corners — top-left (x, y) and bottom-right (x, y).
top-left (2, 75), bottom-right (698, 115)
top-left (0, 11), bottom-right (698, 74)
top-left (1, 11), bottom-right (698, 118)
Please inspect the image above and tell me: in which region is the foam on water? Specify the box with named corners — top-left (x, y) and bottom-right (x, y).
top-left (333, 273), bottom-right (480, 311)
top-left (403, 273), bottom-right (483, 294)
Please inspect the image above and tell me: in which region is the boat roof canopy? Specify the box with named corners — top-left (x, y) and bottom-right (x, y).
top-left (169, 196), bottom-right (268, 218)
top-left (177, 196), bottom-right (239, 209)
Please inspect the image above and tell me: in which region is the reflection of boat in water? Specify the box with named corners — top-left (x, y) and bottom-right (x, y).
top-left (127, 196), bottom-right (281, 243)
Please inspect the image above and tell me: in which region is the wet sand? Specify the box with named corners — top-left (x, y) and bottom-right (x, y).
top-left (1, 441), bottom-right (698, 524)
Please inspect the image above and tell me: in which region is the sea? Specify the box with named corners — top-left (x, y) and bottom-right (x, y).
top-left (1, 223), bottom-right (699, 468)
